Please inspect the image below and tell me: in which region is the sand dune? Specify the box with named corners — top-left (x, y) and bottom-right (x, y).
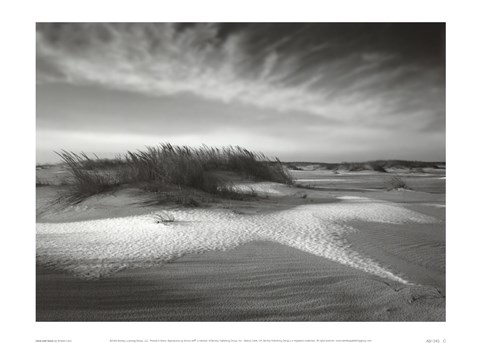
top-left (37, 192), bottom-right (436, 284)
top-left (36, 174), bottom-right (445, 321)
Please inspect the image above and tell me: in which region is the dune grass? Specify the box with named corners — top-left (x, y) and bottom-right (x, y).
top-left (55, 151), bottom-right (120, 204)
top-left (385, 175), bottom-right (410, 191)
top-left (56, 144), bottom-right (292, 204)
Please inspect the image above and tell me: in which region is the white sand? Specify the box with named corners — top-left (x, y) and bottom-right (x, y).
top-left (295, 179), bottom-right (349, 182)
top-left (231, 182), bottom-right (290, 195)
top-left (37, 194), bottom-right (437, 284)
top-left (336, 195), bottom-right (368, 200)
top-left (428, 204), bottom-right (446, 208)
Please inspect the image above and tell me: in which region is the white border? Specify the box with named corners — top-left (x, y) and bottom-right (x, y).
top-left (2, 0), bottom-right (479, 342)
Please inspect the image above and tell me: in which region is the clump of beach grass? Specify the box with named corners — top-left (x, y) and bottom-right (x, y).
top-left (55, 144), bottom-right (292, 204)
top-left (55, 151), bottom-right (120, 204)
top-left (122, 144), bottom-right (291, 186)
top-left (385, 175), bottom-right (410, 191)
top-left (153, 211), bottom-right (175, 223)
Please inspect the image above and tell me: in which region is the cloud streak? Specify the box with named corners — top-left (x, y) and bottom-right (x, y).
top-left (36, 23), bottom-right (444, 129)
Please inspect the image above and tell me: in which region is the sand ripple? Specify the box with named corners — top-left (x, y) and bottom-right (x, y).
top-left (37, 196), bottom-right (437, 282)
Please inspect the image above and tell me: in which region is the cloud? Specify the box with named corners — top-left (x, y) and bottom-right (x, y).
top-left (36, 23), bottom-right (444, 129)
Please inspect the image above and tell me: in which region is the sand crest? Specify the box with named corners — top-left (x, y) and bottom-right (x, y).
top-left (37, 194), bottom-right (436, 283)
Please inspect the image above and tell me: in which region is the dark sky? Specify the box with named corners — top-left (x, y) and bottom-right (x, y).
top-left (36, 23), bottom-right (445, 162)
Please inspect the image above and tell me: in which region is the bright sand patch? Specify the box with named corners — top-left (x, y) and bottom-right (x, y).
top-left (295, 179), bottom-right (349, 182)
top-left (231, 182), bottom-right (292, 195)
top-left (37, 195), bottom-right (437, 284)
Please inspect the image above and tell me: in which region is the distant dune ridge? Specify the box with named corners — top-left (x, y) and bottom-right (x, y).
top-left (286, 160), bottom-right (445, 172)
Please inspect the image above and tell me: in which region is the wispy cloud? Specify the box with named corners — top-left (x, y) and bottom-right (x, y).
top-left (36, 23), bottom-right (444, 129)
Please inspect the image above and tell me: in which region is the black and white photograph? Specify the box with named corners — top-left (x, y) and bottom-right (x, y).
top-left (35, 22), bottom-right (446, 322)
top-left (4, 0), bottom-right (480, 341)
